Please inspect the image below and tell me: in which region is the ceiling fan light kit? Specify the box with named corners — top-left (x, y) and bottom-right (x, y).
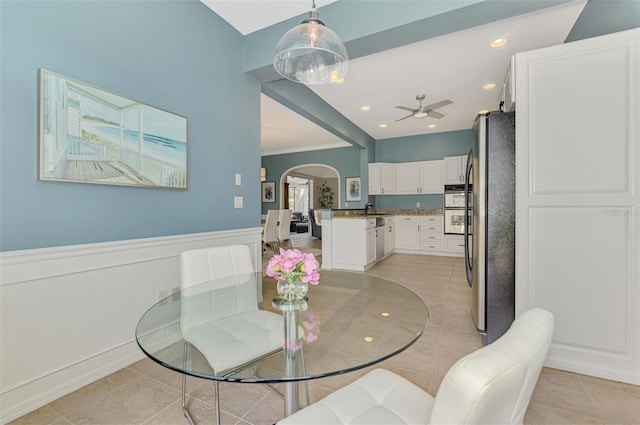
top-left (395, 94), bottom-right (453, 122)
top-left (273, 0), bottom-right (348, 85)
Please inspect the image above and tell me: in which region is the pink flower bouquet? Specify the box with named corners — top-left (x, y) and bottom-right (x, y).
top-left (266, 248), bottom-right (320, 285)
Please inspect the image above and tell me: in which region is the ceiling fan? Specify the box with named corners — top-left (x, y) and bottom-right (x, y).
top-left (395, 94), bottom-right (453, 121)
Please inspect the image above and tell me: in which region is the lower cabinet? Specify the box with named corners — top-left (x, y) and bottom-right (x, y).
top-left (420, 216), bottom-right (443, 252)
top-left (445, 234), bottom-right (464, 252)
top-left (444, 234), bottom-right (472, 256)
top-left (384, 217), bottom-right (395, 254)
top-left (366, 228), bottom-right (376, 264)
top-left (394, 215), bottom-right (446, 254)
top-left (331, 218), bottom-right (378, 271)
top-left (395, 216), bottom-right (421, 250)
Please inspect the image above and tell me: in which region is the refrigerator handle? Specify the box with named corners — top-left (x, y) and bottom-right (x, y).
top-left (464, 149), bottom-right (473, 287)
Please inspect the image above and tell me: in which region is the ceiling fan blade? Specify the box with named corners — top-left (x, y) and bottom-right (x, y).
top-left (424, 99), bottom-right (452, 110)
top-left (427, 110), bottom-right (445, 119)
top-left (394, 106), bottom-right (415, 112)
top-left (395, 114), bottom-right (414, 122)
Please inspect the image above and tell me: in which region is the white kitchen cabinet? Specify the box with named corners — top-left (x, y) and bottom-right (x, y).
top-left (445, 234), bottom-right (467, 253)
top-left (420, 160), bottom-right (443, 193)
top-left (499, 56), bottom-right (515, 112)
top-left (331, 218), bottom-right (367, 270)
top-left (395, 216), bottom-right (421, 250)
top-left (395, 162), bottom-right (420, 194)
top-left (515, 28), bottom-right (639, 385)
top-left (444, 155), bottom-right (466, 185)
top-left (396, 161), bottom-right (443, 194)
top-left (420, 216), bottom-right (443, 252)
top-left (384, 216), bottom-right (395, 254)
top-left (366, 228), bottom-right (376, 264)
top-left (331, 218), bottom-right (380, 271)
top-left (368, 163), bottom-right (397, 195)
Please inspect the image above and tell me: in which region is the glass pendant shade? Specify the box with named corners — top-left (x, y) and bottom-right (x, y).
top-left (273, 9), bottom-right (348, 85)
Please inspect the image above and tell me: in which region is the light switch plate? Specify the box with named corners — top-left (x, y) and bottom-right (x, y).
top-left (235, 173), bottom-right (241, 186)
top-left (234, 196), bottom-right (243, 208)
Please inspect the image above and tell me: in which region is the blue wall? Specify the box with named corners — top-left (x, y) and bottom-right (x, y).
top-left (261, 146), bottom-right (363, 213)
top-left (0, 0), bottom-right (261, 251)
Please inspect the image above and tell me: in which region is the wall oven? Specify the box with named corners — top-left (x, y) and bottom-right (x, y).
top-left (444, 184), bottom-right (472, 235)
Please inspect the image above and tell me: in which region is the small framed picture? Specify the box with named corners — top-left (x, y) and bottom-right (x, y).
top-left (345, 177), bottom-right (361, 202)
top-left (262, 181), bottom-right (276, 203)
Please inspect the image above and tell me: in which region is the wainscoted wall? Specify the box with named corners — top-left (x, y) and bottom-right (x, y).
top-left (0, 228), bottom-right (262, 424)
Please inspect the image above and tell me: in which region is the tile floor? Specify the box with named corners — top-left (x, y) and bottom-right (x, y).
top-left (9, 234), bottom-right (640, 425)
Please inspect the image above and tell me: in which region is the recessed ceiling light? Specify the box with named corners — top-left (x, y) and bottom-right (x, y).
top-left (381, 312), bottom-right (390, 317)
top-left (363, 336), bottom-right (374, 342)
top-left (428, 124), bottom-right (437, 129)
top-left (479, 109), bottom-right (489, 114)
top-left (483, 83), bottom-right (497, 90)
top-left (379, 124), bottom-right (387, 128)
top-left (361, 105), bottom-right (371, 111)
top-left (490, 38), bottom-right (508, 48)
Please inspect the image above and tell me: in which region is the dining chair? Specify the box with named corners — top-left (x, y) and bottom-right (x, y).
top-left (262, 209), bottom-right (280, 253)
top-left (277, 308), bottom-right (554, 425)
top-left (278, 209), bottom-right (293, 245)
top-left (180, 244), bottom-right (283, 425)
top-left (308, 209), bottom-right (322, 239)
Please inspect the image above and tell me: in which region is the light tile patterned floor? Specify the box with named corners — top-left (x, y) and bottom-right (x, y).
top-left (10, 234), bottom-right (640, 425)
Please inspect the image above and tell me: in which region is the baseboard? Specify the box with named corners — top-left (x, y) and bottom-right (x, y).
top-left (1, 341), bottom-right (144, 424)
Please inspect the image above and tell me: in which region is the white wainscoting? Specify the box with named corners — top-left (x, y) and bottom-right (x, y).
top-left (0, 228), bottom-right (262, 424)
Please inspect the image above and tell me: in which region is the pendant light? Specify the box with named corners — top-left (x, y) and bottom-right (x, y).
top-left (273, 0), bottom-right (348, 85)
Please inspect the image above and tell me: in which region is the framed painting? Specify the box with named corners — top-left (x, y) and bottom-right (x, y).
top-left (346, 177), bottom-right (361, 202)
top-left (262, 181), bottom-right (276, 203)
top-left (38, 69), bottom-right (188, 189)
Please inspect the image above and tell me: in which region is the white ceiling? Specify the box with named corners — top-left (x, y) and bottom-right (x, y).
top-left (202, 1), bottom-right (587, 156)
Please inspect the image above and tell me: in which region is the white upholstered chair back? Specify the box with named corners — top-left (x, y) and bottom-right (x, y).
top-left (277, 308), bottom-right (553, 425)
top-left (278, 209), bottom-right (292, 242)
top-left (428, 308), bottom-right (554, 424)
top-left (263, 209), bottom-right (279, 247)
top-left (180, 245), bottom-right (258, 332)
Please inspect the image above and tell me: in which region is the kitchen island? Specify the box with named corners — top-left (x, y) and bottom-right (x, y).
top-left (327, 209), bottom-right (463, 272)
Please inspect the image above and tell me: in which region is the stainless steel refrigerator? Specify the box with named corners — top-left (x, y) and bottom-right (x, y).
top-left (464, 111), bottom-right (515, 345)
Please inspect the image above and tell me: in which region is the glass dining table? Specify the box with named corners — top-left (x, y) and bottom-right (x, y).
top-left (135, 269), bottom-right (429, 422)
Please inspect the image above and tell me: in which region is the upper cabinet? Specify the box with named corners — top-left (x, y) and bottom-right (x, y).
top-left (420, 160), bottom-right (444, 193)
top-left (368, 163), bottom-right (396, 195)
top-left (500, 56), bottom-right (515, 112)
top-left (444, 155), bottom-right (467, 184)
top-left (376, 160), bottom-right (444, 195)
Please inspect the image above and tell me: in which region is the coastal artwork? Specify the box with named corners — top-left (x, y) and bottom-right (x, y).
top-left (262, 181), bottom-right (275, 203)
top-left (38, 69), bottom-right (187, 189)
top-left (345, 177), bottom-right (361, 202)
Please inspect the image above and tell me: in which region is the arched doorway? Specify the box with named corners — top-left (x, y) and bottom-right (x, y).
top-left (279, 164), bottom-right (340, 214)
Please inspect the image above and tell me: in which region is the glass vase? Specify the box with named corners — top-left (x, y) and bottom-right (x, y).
top-left (277, 278), bottom-right (309, 301)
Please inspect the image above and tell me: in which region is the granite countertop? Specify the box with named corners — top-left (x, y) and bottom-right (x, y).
top-left (331, 208), bottom-right (443, 218)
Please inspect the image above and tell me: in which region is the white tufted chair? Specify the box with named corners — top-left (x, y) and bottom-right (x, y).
top-left (278, 209), bottom-right (293, 244)
top-left (262, 209), bottom-right (280, 253)
top-left (277, 308), bottom-right (554, 425)
top-left (180, 245), bottom-right (283, 425)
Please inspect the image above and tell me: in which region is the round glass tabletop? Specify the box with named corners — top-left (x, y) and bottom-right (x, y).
top-left (136, 270), bottom-right (429, 383)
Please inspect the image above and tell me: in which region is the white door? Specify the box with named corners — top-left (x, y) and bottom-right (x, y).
top-left (515, 28), bottom-right (639, 385)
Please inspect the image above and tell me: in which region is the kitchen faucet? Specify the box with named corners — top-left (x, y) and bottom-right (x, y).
top-left (364, 202), bottom-right (374, 214)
